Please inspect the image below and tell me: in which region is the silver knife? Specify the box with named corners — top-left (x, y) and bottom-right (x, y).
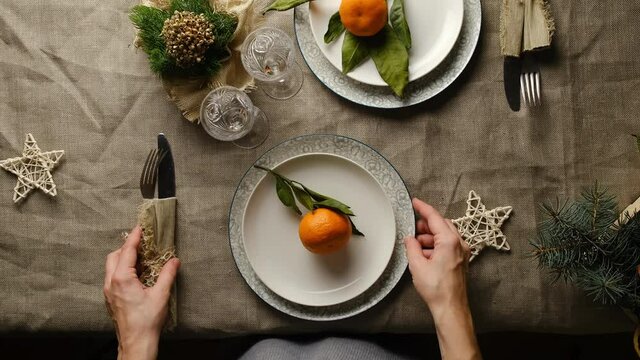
top-left (504, 56), bottom-right (522, 111)
top-left (157, 133), bottom-right (176, 198)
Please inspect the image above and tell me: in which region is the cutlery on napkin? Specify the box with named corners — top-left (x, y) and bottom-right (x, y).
top-left (500, 0), bottom-right (555, 111)
top-left (137, 133), bottom-right (178, 330)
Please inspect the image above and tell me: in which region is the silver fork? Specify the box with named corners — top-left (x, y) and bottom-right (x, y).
top-left (139, 149), bottom-right (165, 199)
top-left (520, 52), bottom-right (541, 107)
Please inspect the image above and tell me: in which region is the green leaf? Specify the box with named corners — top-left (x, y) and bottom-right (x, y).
top-left (291, 184), bottom-right (314, 211)
top-left (263, 0), bottom-right (311, 13)
top-left (342, 31), bottom-right (369, 74)
top-left (314, 199), bottom-right (355, 216)
top-left (276, 176), bottom-right (301, 215)
top-left (366, 25), bottom-right (409, 97)
top-left (349, 218), bottom-right (365, 236)
top-left (633, 134), bottom-right (640, 153)
top-left (292, 182), bottom-right (330, 202)
top-left (324, 12), bottom-right (345, 44)
top-left (390, 0), bottom-right (411, 49)
top-left (254, 165), bottom-right (363, 227)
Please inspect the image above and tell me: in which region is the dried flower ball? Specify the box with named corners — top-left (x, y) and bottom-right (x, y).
top-left (160, 10), bottom-right (215, 68)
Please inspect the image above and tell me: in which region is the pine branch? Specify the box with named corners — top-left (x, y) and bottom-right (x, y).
top-left (130, 5), bottom-right (169, 54)
top-left (542, 200), bottom-right (608, 256)
top-left (533, 184), bottom-right (640, 311)
top-left (578, 183), bottom-right (618, 238)
top-left (576, 264), bottom-right (629, 304)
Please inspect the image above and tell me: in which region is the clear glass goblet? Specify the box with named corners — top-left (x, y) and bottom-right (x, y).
top-left (200, 86), bottom-right (269, 149)
top-left (241, 27), bottom-right (304, 100)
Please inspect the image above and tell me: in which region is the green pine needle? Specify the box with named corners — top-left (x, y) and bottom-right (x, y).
top-left (130, 0), bottom-right (238, 77)
top-left (577, 265), bottom-right (629, 304)
top-left (130, 6), bottom-right (169, 54)
top-left (578, 183), bottom-right (618, 237)
top-left (169, 0), bottom-right (211, 13)
top-left (532, 184), bottom-right (640, 313)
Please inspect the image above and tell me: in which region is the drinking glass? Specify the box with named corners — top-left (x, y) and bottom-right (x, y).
top-left (241, 27), bottom-right (304, 100)
top-left (200, 86), bottom-right (269, 149)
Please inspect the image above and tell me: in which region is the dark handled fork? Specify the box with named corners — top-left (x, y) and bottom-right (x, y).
top-left (139, 149), bottom-right (165, 199)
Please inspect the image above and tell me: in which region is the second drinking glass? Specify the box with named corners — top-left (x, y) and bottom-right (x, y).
top-left (200, 86), bottom-right (269, 149)
top-left (241, 27), bottom-right (304, 100)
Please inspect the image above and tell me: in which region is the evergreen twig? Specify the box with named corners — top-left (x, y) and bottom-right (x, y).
top-left (532, 184), bottom-right (640, 316)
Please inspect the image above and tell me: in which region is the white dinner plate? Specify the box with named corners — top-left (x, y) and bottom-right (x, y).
top-left (229, 135), bottom-right (414, 320)
top-left (308, 0), bottom-right (464, 86)
top-left (242, 153), bottom-right (396, 306)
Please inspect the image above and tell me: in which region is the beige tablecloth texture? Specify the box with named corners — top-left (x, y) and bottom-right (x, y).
top-left (1, 0), bottom-right (639, 335)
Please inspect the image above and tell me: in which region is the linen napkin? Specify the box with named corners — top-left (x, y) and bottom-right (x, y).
top-left (137, 197), bottom-right (178, 330)
top-left (500, 0), bottom-right (555, 56)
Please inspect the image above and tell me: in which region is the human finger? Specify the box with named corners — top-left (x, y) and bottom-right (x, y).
top-left (416, 234), bottom-right (435, 248)
top-left (104, 249), bottom-right (121, 292)
top-left (412, 198), bottom-right (450, 235)
top-left (116, 225), bottom-right (142, 272)
top-left (404, 236), bottom-right (428, 272)
top-left (461, 241), bottom-right (471, 262)
top-left (416, 219), bottom-right (430, 234)
top-left (422, 249), bottom-right (433, 259)
top-left (152, 258), bottom-right (181, 298)
top-left (445, 219), bottom-right (459, 234)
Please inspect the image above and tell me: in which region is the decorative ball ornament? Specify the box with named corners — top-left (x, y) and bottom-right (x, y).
top-left (452, 191), bottom-right (512, 261)
top-left (161, 10), bottom-right (215, 68)
top-left (0, 134), bottom-right (64, 203)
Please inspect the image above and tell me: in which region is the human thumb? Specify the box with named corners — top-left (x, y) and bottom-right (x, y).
top-left (153, 258), bottom-right (180, 297)
top-left (404, 236), bottom-right (427, 272)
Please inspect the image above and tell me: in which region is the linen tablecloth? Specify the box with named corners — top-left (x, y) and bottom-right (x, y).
top-left (1, 0), bottom-right (638, 335)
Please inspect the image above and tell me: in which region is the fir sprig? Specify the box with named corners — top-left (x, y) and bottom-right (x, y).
top-left (130, 0), bottom-right (238, 77)
top-left (532, 184), bottom-right (640, 314)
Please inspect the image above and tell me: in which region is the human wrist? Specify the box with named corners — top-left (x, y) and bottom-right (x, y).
top-left (431, 303), bottom-right (473, 330)
top-left (119, 330), bottom-right (160, 360)
top-left (430, 301), bottom-right (481, 360)
top-left (427, 293), bottom-right (470, 324)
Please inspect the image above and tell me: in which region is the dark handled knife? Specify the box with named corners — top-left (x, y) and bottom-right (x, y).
top-left (157, 133), bottom-right (176, 198)
top-left (504, 56), bottom-right (522, 111)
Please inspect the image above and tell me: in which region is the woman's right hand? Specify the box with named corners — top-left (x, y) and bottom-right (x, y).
top-left (404, 198), bottom-right (481, 360)
top-left (404, 198), bottom-right (471, 318)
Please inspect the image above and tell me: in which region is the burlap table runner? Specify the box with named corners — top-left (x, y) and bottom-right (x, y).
top-left (0, 0), bottom-right (638, 335)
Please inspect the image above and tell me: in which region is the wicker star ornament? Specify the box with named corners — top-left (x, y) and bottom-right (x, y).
top-left (0, 134), bottom-right (64, 203)
top-left (452, 191), bottom-right (512, 261)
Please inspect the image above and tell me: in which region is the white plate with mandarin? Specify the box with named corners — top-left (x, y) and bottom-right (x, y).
top-left (242, 153), bottom-right (396, 306)
top-left (229, 135), bottom-right (414, 320)
top-left (308, 0), bottom-right (465, 86)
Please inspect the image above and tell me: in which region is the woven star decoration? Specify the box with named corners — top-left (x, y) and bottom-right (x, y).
top-left (452, 191), bottom-right (512, 261)
top-left (0, 134), bottom-right (64, 203)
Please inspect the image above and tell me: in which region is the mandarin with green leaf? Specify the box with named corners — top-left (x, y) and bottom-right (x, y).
top-left (298, 208), bottom-right (352, 254)
top-left (339, 0), bottom-right (388, 37)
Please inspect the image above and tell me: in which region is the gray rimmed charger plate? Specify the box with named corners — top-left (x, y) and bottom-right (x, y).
top-left (293, 0), bottom-right (482, 108)
top-left (229, 135), bottom-right (414, 321)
